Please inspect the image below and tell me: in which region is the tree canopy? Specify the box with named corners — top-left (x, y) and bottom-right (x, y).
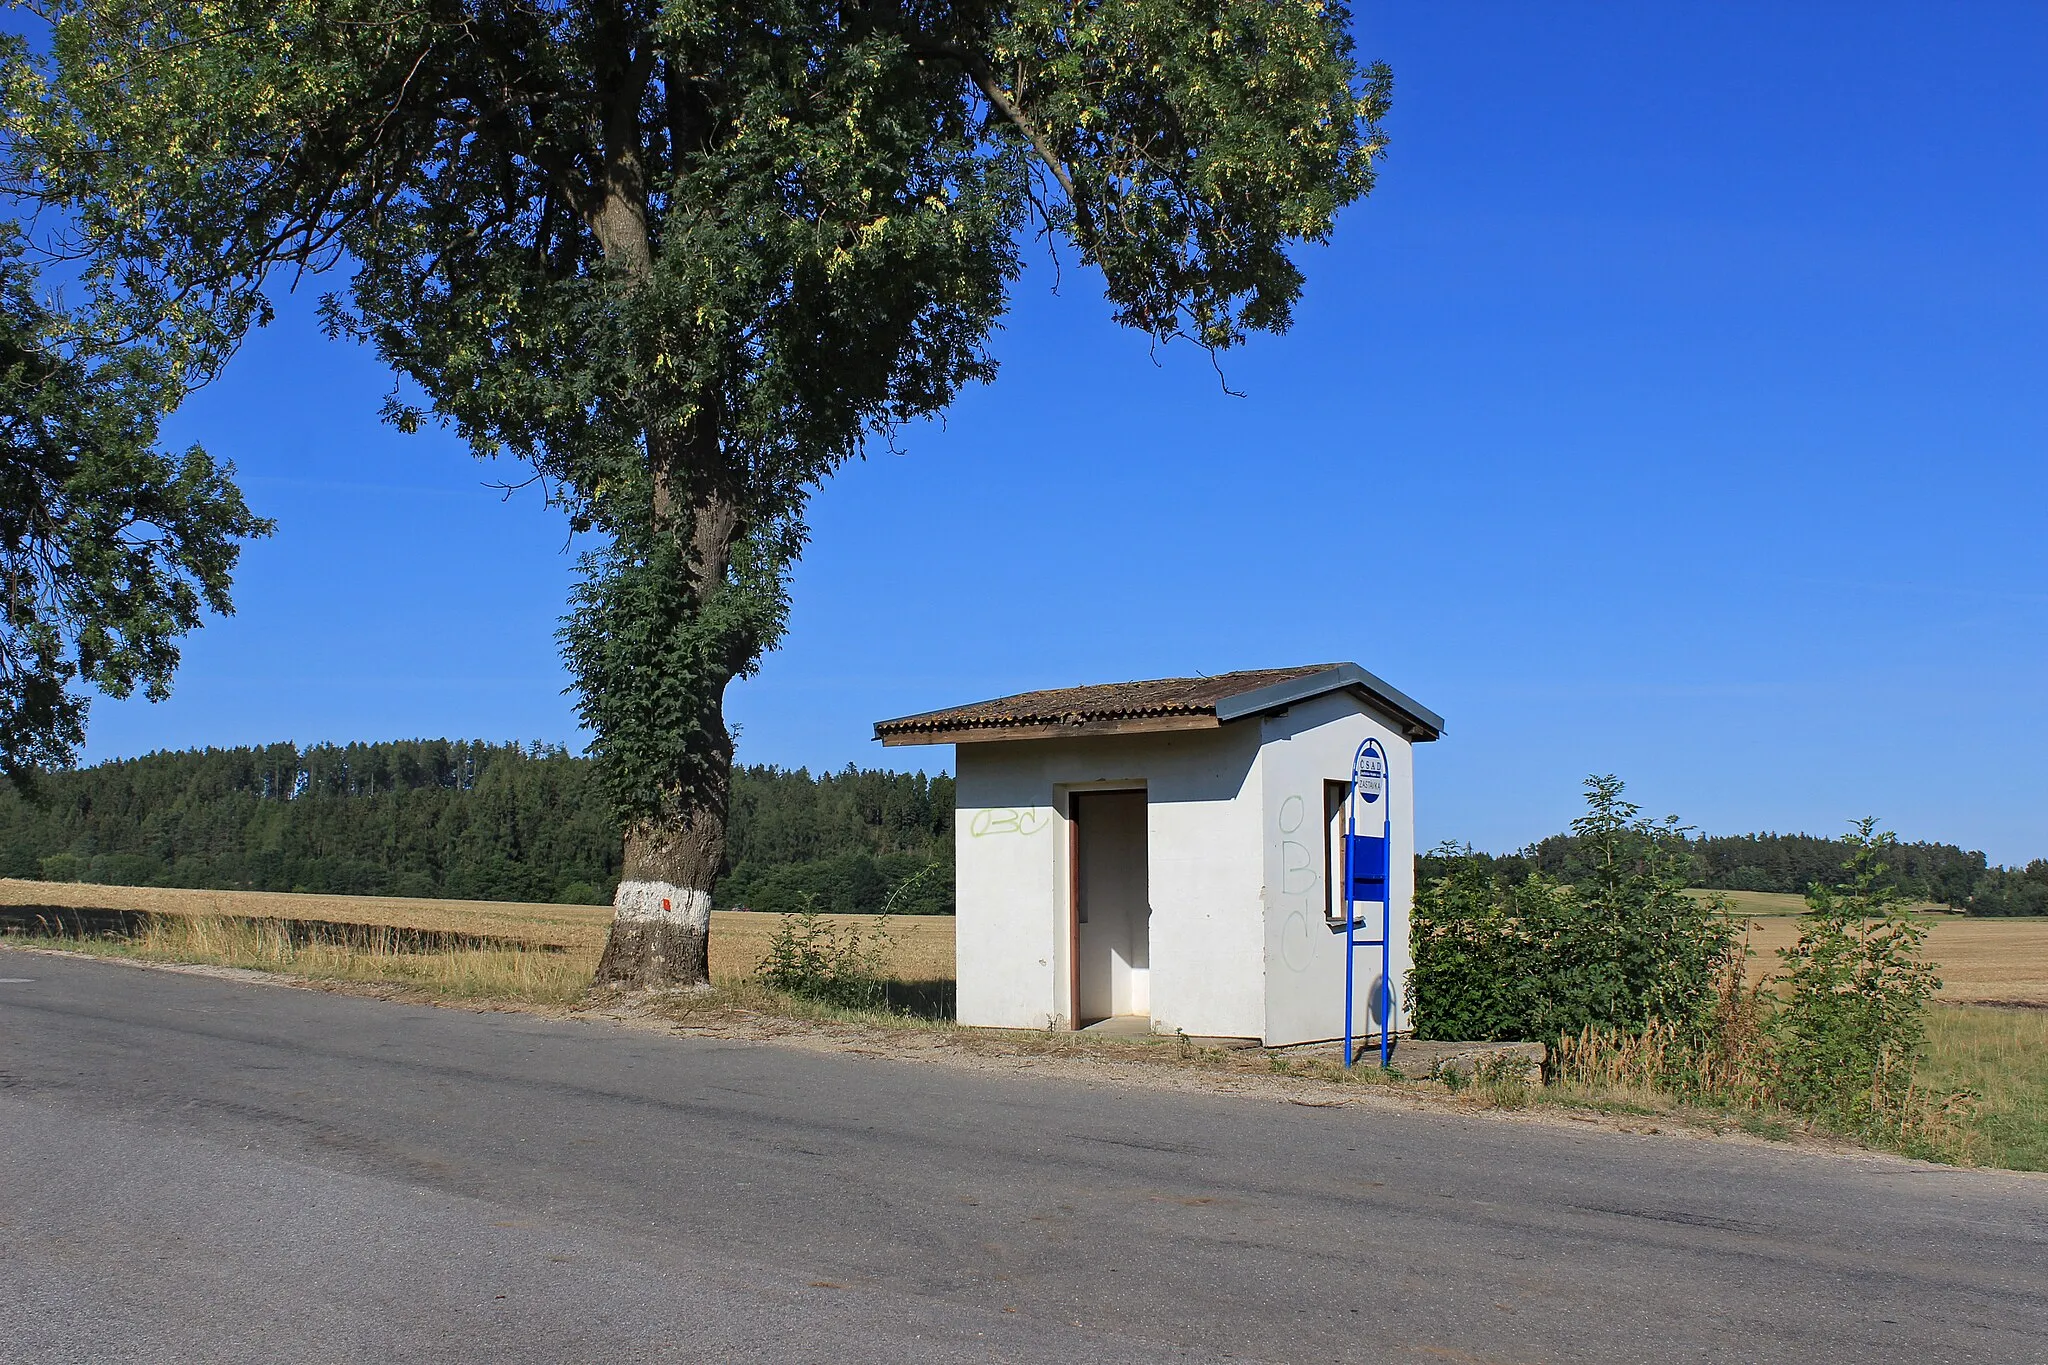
top-left (4, 0), bottom-right (1389, 985)
top-left (0, 220), bottom-right (268, 791)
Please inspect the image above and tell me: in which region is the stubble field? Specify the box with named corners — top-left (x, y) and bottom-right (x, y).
top-left (0, 877), bottom-right (956, 982)
top-left (10, 878), bottom-right (2036, 1002)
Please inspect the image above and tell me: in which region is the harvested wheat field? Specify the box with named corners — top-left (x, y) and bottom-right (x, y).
top-left (1737, 915), bottom-right (2048, 1006)
top-left (1691, 888), bottom-right (1947, 918)
top-left (0, 877), bottom-right (613, 948)
top-left (8, 878), bottom-right (2040, 1001)
top-left (0, 878), bottom-right (954, 983)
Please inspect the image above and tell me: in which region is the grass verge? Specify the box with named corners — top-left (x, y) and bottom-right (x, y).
top-left (1920, 1004), bottom-right (2048, 1171)
top-left (5, 912), bottom-right (599, 1009)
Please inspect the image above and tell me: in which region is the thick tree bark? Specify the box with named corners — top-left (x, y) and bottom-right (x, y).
top-left (593, 766), bottom-right (728, 990)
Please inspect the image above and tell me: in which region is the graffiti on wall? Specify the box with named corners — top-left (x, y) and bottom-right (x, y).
top-left (968, 807), bottom-right (1052, 838)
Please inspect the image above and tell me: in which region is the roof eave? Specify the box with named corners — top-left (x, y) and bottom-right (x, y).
top-left (1213, 664), bottom-right (1445, 742)
top-left (875, 712), bottom-right (1222, 747)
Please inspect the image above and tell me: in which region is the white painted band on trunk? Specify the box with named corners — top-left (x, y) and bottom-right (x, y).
top-left (612, 880), bottom-right (712, 931)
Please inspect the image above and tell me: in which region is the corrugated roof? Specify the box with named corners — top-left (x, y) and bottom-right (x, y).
top-left (874, 663), bottom-right (1444, 746)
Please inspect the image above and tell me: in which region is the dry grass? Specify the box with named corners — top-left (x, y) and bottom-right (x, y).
top-left (0, 877), bottom-right (955, 984)
top-left (4, 876), bottom-right (2036, 1007)
top-left (1921, 1005), bottom-right (2048, 1171)
top-left (705, 907), bottom-right (953, 984)
top-left (5, 876), bottom-right (2036, 1007)
top-left (8, 912), bottom-right (602, 1008)
top-left (0, 877), bottom-right (614, 948)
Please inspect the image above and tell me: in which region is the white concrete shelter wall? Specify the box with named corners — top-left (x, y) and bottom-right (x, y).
top-left (1256, 692), bottom-right (1417, 1048)
top-left (953, 725), bottom-right (1265, 1037)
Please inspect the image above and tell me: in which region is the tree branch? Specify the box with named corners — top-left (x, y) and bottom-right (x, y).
top-left (906, 38), bottom-right (1075, 202)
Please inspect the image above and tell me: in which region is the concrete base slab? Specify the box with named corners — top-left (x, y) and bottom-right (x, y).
top-left (1077, 1015), bottom-right (1152, 1036)
top-left (1072, 1017), bottom-right (1261, 1050)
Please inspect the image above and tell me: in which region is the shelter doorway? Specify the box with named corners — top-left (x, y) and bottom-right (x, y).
top-left (1070, 789), bottom-right (1150, 1025)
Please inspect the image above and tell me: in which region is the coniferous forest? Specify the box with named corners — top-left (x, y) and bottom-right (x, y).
top-left (0, 742), bottom-right (954, 915)
top-left (4, 742), bottom-right (2041, 915)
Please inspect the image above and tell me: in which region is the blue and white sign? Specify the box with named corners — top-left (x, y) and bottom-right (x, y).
top-left (1354, 748), bottom-right (1386, 803)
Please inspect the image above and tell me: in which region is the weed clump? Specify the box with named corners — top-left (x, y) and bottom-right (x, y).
top-left (757, 905), bottom-right (891, 1010)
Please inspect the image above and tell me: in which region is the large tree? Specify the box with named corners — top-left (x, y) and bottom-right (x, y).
top-left (4, 0), bottom-right (1388, 987)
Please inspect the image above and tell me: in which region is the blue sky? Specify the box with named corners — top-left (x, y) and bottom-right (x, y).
top-left (79, 3), bottom-right (2047, 864)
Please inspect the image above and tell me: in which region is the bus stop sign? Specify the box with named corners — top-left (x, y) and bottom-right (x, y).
top-left (1354, 749), bottom-right (1386, 803)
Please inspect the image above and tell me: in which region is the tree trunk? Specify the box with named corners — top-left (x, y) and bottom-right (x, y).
top-left (594, 799), bottom-right (725, 991)
top-left (589, 462), bottom-right (742, 992)
top-left (590, 634), bottom-right (737, 992)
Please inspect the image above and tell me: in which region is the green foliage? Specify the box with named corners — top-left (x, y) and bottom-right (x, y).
top-left (0, 227), bottom-right (268, 791)
top-left (1408, 777), bottom-right (1734, 1043)
top-left (1960, 863), bottom-right (2048, 917)
top-left (757, 906), bottom-right (889, 1010)
top-left (5, 1), bottom-right (1387, 847)
top-left (1549, 821), bottom-right (1971, 1161)
top-left (37, 850), bottom-right (82, 882)
top-left (1403, 854), bottom-right (1549, 1042)
top-left (719, 852), bottom-right (951, 917)
top-left (1773, 819), bottom-right (1943, 1131)
top-left (717, 764), bottom-right (954, 913)
top-left (0, 744), bottom-right (953, 913)
top-left (0, 740), bottom-right (618, 901)
top-left (1444, 812), bottom-right (2038, 916)
top-left (1414, 841), bottom-right (1533, 889)
top-left (1567, 776), bottom-right (1733, 1027)
top-left (561, 530), bottom-right (794, 830)
top-left (982, 0), bottom-right (1389, 347)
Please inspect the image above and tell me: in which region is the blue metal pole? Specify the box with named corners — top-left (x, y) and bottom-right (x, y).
top-left (1344, 737), bottom-right (1396, 1069)
top-left (1343, 784), bottom-right (1356, 1069)
top-left (1381, 790), bottom-right (1393, 1070)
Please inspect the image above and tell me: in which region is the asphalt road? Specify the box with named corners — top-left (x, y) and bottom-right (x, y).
top-left (2, 952), bottom-right (2044, 1364)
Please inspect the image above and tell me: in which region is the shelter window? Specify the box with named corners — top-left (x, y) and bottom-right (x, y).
top-left (1324, 780), bottom-right (1349, 924)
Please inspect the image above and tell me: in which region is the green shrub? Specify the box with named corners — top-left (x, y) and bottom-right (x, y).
top-left (85, 852), bottom-right (160, 886)
top-left (1774, 820), bottom-right (1942, 1132)
top-left (1408, 776), bottom-right (1733, 1042)
top-left (757, 906), bottom-right (891, 1010)
top-left (1404, 856), bottom-right (1549, 1040)
top-left (1963, 864), bottom-right (2048, 917)
top-left (37, 851), bottom-right (83, 882)
top-left (1551, 820), bottom-right (1974, 1161)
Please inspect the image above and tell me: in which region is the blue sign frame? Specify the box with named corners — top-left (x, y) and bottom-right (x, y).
top-left (1343, 738), bottom-right (1394, 1069)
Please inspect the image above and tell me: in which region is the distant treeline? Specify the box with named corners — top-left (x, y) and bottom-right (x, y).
top-left (10, 745), bottom-right (2039, 917)
top-left (1421, 830), bottom-right (2047, 917)
top-left (720, 764), bottom-right (953, 915)
top-left (0, 742), bottom-right (954, 914)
